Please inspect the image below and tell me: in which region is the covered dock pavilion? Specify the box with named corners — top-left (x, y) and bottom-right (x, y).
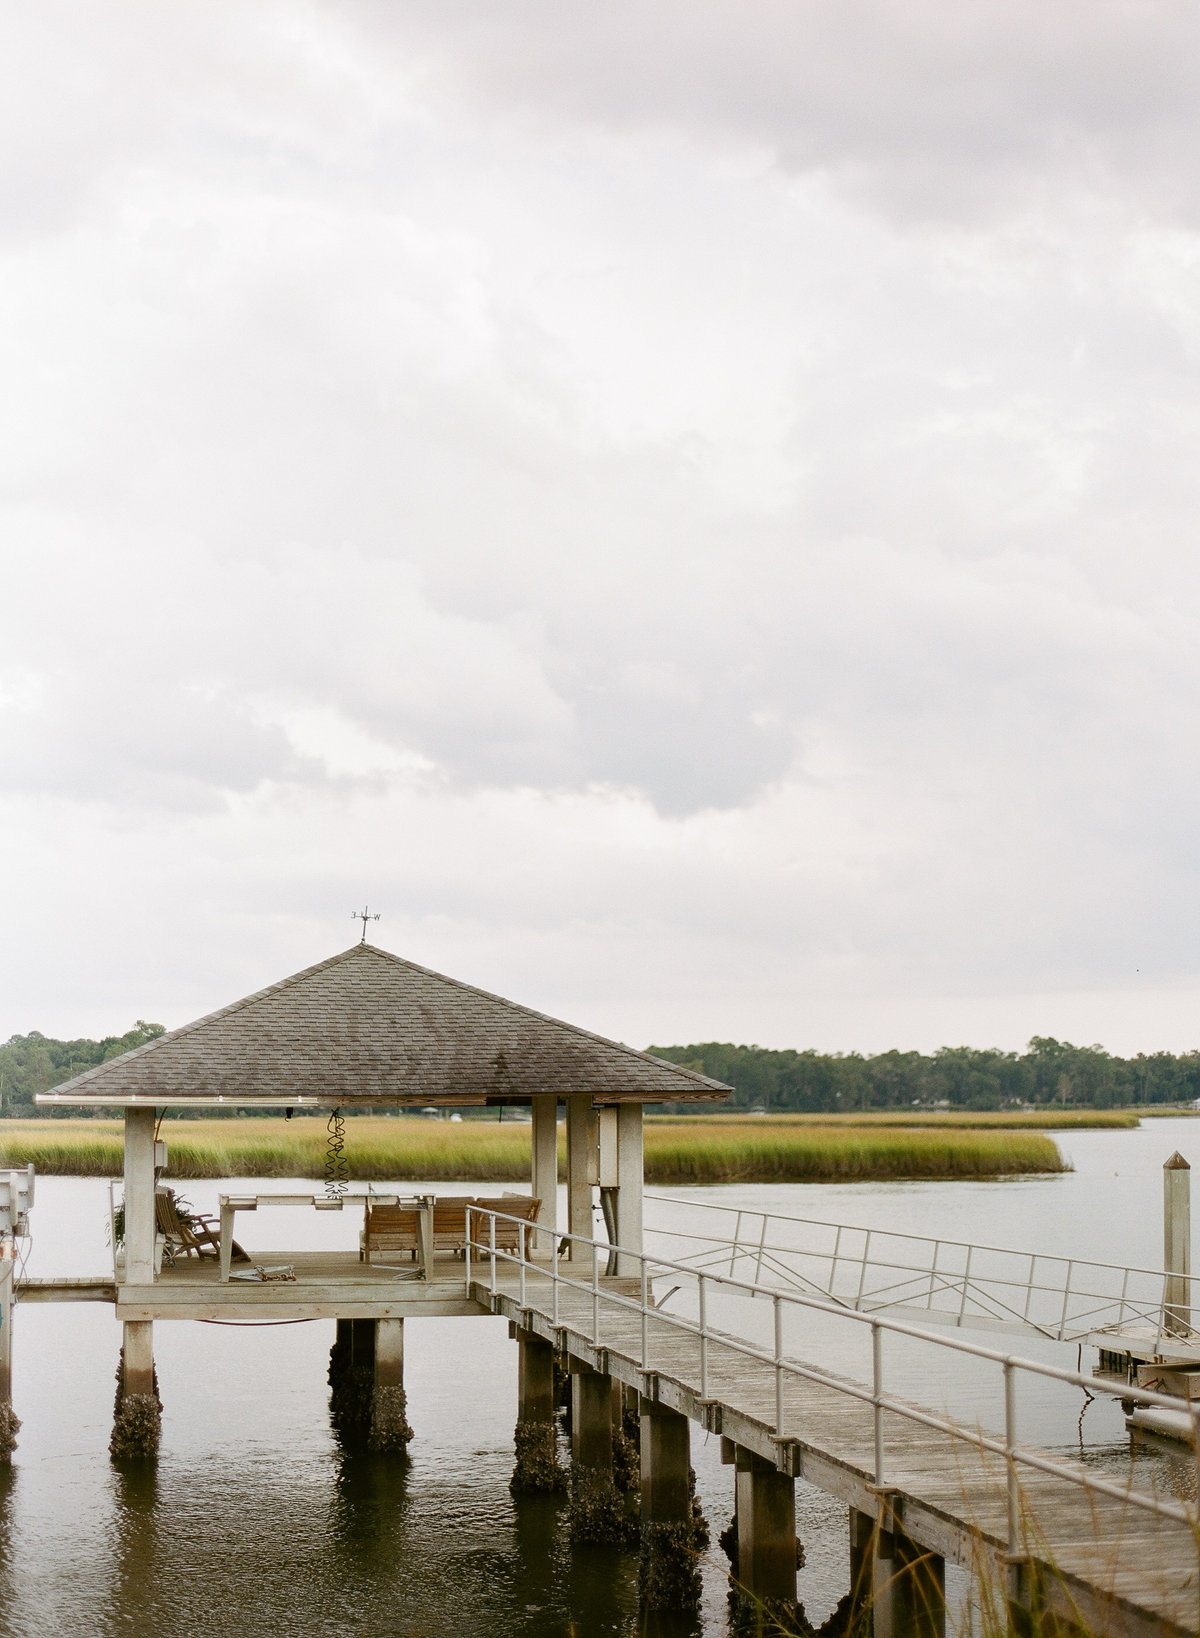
top-left (35, 940), bottom-right (730, 1454)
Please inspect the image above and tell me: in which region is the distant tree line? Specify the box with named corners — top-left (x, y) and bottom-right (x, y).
top-left (0, 1024), bottom-right (164, 1115)
top-left (648, 1038), bottom-right (1200, 1113)
top-left (4, 1026), bottom-right (1200, 1117)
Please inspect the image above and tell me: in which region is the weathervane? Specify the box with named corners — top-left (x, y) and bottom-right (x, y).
top-left (352, 906), bottom-right (381, 944)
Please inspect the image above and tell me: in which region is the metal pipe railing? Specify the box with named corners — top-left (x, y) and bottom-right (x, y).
top-left (642, 1192), bottom-right (1200, 1349)
top-left (463, 1204), bottom-right (1200, 1555)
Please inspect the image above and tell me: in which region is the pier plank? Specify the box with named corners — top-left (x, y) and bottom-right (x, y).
top-left (480, 1270), bottom-right (1200, 1637)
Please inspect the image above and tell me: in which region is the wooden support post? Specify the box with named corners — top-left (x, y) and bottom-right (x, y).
top-left (0, 1244), bottom-right (16, 1460)
top-left (615, 1103), bottom-right (644, 1276)
top-left (0, 1247), bottom-right (12, 1405)
top-left (519, 1329), bottom-right (556, 1425)
top-left (849, 1506), bottom-right (874, 1626)
top-left (111, 1318), bottom-right (160, 1460)
top-left (123, 1109), bottom-right (157, 1285)
top-left (122, 1320), bottom-right (155, 1398)
top-left (512, 1329), bottom-right (564, 1491)
top-left (567, 1363), bottom-right (629, 1543)
top-left (566, 1099), bottom-right (597, 1261)
top-left (638, 1400), bottom-right (702, 1610)
top-left (368, 1317), bottom-right (411, 1451)
top-left (1164, 1152), bottom-right (1191, 1337)
top-left (329, 1316), bottom-right (379, 1446)
top-left (871, 1510), bottom-right (945, 1638)
top-left (640, 1401), bottom-right (690, 1524)
top-left (735, 1448), bottom-right (797, 1607)
top-left (571, 1365), bottom-right (613, 1475)
top-left (531, 1095), bottom-right (559, 1255)
top-left (374, 1318), bottom-right (403, 1388)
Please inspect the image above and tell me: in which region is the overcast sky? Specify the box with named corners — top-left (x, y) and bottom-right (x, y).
top-left (4, 1), bottom-right (1200, 1056)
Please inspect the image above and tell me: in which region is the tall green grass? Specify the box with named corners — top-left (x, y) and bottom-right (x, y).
top-left (650, 1109), bottom-right (1137, 1130)
top-left (0, 1117), bottom-right (1065, 1182)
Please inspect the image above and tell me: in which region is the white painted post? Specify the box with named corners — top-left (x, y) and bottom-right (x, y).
top-left (565, 1098), bottom-right (597, 1261)
top-left (1164, 1152), bottom-right (1191, 1338)
top-left (531, 1095), bottom-right (559, 1256)
top-left (0, 1243), bottom-right (12, 1405)
top-left (122, 1319), bottom-right (155, 1398)
top-left (123, 1109), bottom-right (157, 1285)
top-left (614, 1103), bottom-right (643, 1275)
top-left (375, 1318), bottom-right (404, 1389)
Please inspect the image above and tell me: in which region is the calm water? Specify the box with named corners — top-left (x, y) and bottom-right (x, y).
top-left (3, 1120), bottom-right (1197, 1636)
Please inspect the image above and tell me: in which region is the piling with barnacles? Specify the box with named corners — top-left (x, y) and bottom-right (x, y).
top-left (110, 1321), bottom-right (161, 1461)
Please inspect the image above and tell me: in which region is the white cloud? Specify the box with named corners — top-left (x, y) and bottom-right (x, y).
top-left (3, 2), bottom-right (1200, 1053)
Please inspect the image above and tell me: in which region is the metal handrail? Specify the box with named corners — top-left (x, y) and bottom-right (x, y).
top-left (463, 1205), bottom-right (1200, 1570)
top-left (641, 1192), bottom-right (1200, 1348)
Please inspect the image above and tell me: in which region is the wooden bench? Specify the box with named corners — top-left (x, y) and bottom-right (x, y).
top-left (359, 1204), bottom-right (423, 1264)
top-left (467, 1197), bottom-right (541, 1259)
top-left (360, 1196), bottom-right (540, 1264)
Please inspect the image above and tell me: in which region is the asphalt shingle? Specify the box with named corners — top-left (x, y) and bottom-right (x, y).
top-left (35, 943), bottom-right (730, 1107)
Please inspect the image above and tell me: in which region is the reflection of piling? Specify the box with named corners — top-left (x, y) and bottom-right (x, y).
top-left (511, 1328), bottom-right (565, 1492)
top-left (0, 1247), bottom-right (18, 1460)
top-left (110, 1320), bottom-right (161, 1461)
top-left (1164, 1153), bottom-right (1192, 1339)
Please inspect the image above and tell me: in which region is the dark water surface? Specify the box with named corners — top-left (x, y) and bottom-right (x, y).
top-left (3, 1120), bottom-right (1197, 1636)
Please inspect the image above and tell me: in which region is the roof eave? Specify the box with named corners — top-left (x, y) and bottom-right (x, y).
top-left (35, 1087), bottom-right (731, 1109)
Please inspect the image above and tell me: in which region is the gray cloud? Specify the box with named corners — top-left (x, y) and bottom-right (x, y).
top-left (3, 2), bottom-right (1200, 1048)
top-left (356, 1), bottom-right (1200, 221)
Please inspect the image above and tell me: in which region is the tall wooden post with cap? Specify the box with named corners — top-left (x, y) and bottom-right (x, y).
top-left (1164, 1151), bottom-right (1191, 1338)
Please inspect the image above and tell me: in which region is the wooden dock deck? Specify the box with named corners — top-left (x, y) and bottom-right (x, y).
top-left (474, 1263), bottom-right (1200, 1638)
top-left (15, 1240), bottom-right (1200, 1635)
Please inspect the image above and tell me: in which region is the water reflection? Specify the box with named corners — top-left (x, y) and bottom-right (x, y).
top-left (105, 1466), bottom-right (160, 1638)
top-left (6, 1125), bottom-right (1200, 1635)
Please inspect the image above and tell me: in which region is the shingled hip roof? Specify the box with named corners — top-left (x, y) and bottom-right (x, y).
top-left (36, 943), bottom-right (730, 1108)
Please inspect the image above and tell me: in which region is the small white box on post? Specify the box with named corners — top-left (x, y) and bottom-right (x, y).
top-left (0, 1167), bottom-right (34, 1238)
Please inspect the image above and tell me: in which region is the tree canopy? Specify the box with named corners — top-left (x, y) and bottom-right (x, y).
top-left (0, 1023), bottom-right (164, 1114)
top-left (647, 1038), bottom-right (1200, 1112)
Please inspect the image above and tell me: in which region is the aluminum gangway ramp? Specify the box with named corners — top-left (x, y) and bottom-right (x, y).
top-left (468, 1207), bottom-right (1200, 1638)
top-left (642, 1192), bottom-right (1200, 1360)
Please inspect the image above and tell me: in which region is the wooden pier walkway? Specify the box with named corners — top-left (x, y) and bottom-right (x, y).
top-left (476, 1260), bottom-right (1199, 1638)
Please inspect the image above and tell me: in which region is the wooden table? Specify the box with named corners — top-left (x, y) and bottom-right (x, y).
top-left (217, 1192), bottom-right (435, 1282)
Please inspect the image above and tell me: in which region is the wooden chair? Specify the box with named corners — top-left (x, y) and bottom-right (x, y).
top-left (360, 1196), bottom-right (542, 1264)
top-left (467, 1197), bottom-right (541, 1259)
top-left (360, 1204), bottom-right (422, 1265)
top-left (156, 1189), bottom-right (248, 1266)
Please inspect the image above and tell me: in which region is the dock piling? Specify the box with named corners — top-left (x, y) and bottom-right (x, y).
top-left (110, 1319), bottom-right (161, 1461)
top-left (511, 1328), bottom-right (564, 1491)
top-left (638, 1400), bottom-right (703, 1611)
top-left (368, 1318), bottom-right (412, 1452)
top-left (732, 1447), bottom-right (801, 1630)
top-left (0, 1247), bottom-right (17, 1459)
top-left (868, 1500), bottom-right (945, 1638)
top-left (567, 1362), bottom-right (630, 1543)
top-left (1164, 1152), bottom-right (1191, 1338)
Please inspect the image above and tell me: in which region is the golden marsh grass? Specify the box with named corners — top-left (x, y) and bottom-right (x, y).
top-left (0, 1117), bottom-right (1066, 1182)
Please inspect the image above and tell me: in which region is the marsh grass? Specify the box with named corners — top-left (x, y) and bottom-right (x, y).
top-left (0, 1117), bottom-right (1065, 1182)
top-left (650, 1109), bottom-right (1137, 1130)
